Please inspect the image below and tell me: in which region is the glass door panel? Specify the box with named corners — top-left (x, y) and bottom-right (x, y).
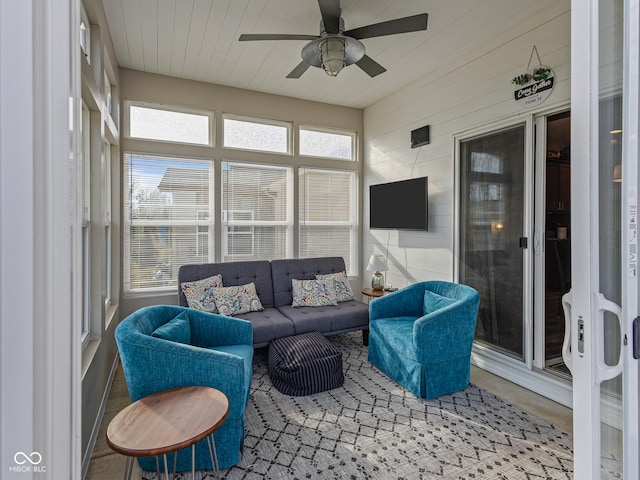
top-left (459, 125), bottom-right (526, 358)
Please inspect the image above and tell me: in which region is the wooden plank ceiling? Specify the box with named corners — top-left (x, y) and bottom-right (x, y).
top-left (102, 0), bottom-right (563, 108)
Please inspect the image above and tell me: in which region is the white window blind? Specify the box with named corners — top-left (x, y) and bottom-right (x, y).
top-left (299, 168), bottom-right (357, 275)
top-left (124, 154), bottom-right (213, 292)
top-left (222, 162), bottom-right (293, 262)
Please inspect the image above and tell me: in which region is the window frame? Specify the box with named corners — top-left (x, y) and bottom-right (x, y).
top-left (125, 101), bottom-right (214, 147)
top-left (80, 101), bottom-right (91, 343)
top-left (103, 141), bottom-right (112, 319)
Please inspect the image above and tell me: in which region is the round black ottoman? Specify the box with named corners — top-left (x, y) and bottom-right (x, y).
top-left (268, 331), bottom-right (344, 396)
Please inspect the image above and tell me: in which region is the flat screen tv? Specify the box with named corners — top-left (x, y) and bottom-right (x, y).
top-left (370, 177), bottom-right (428, 230)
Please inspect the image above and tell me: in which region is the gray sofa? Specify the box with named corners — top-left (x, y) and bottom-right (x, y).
top-left (178, 257), bottom-right (369, 348)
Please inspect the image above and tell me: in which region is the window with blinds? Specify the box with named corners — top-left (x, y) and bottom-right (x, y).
top-left (124, 154), bottom-right (213, 292)
top-left (299, 168), bottom-right (357, 275)
top-left (222, 162), bottom-right (293, 262)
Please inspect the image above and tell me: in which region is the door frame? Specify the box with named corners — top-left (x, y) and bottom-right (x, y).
top-left (532, 106), bottom-right (572, 372)
top-left (453, 117), bottom-right (573, 397)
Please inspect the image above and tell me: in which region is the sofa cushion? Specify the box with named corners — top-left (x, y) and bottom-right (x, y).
top-left (181, 274), bottom-right (223, 313)
top-left (234, 308), bottom-right (295, 348)
top-left (316, 271), bottom-right (354, 302)
top-left (291, 278), bottom-right (338, 307)
top-left (423, 290), bottom-right (456, 315)
top-left (271, 257), bottom-right (348, 307)
top-left (277, 300), bottom-right (369, 335)
top-left (214, 282), bottom-right (264, 316)
top-left (151, 311), bottom-right (191, 345)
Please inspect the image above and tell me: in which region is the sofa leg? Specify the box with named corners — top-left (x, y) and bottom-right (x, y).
top-left (362, 329), bottom-right (369, 346)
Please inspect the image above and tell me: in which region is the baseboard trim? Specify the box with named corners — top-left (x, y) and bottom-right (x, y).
top-left (81, 352), bottom-right (120, 479)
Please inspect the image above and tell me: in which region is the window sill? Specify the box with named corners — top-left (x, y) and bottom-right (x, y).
top-left (81, 337), bottom-right (101, 379)
top-left (104, 302), bottom-right (118, 332)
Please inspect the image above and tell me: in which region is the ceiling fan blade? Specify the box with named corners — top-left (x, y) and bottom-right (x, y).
top-left (356, 55), bottom-right (386, 77)
top-left (318, 0), bottom-right (341, 34)
top-left (345, 13), bottom-right (428, 40)
top-left (239, 34), bottom-right (319, 41)
top-left (286, 61), bottom-right (311, 79)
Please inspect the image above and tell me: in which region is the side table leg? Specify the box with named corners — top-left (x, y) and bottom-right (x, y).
top-left (192, 444), bottom-right (195, 480)
top-left (123, 456), bottom-right (133, 480)
top-left (163, 454), bottom-right (170, 480)
top-left (207, 435), bottom-right (220, 480)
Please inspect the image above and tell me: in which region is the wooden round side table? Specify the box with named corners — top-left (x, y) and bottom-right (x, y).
top-left (361, 287), bottom-right (388, 299)
top-left (106, 386), bottom-right (229, 480)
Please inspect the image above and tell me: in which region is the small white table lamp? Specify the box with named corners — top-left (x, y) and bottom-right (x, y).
top-left (367, 254), bottom-right (388, 291)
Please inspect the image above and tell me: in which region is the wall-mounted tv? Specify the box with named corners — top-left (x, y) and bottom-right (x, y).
top-left (370, 177), bottom-right (428, 230)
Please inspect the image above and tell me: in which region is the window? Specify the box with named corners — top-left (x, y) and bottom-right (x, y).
top-left (128, 103), bottom-right (212, 146)
top-left (223, 115), bottom-right (291, 154)
top-left (80, 6), bottom-right (90, 63)
top-left (299, 126), bottom-right (355, 160)
top-left (222, 162), bottom-right (293, 262)
top-left (104, 72), bottom-right (112, 119)
top-left (81, 102), bottom-right (91, 341)
top-left (299, 168), bottom-right (358, 275)
top-left (103, 142), bottom-right (112, 315)
top-left (124, 154), bottom-right (213, 292)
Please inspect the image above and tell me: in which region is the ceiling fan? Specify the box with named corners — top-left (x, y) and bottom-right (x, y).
top-left (238, 0), bottom-right (428, 78)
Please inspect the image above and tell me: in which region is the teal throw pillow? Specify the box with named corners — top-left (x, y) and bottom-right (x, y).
top-left (423, 290), bottom-right (456, 316)
top-left (151, 311), bottom-right (191, 345)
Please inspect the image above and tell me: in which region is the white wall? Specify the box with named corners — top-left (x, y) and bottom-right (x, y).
top-left (362, 2), bottom-right (571, 289)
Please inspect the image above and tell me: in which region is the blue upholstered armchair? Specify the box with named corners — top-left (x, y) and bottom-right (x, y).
top-left (368, 281), bottom-right (480, 399)
top-left (115, 305), bottom-right (253, 472)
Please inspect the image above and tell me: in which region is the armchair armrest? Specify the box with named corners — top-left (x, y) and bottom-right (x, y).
top-left (188, 309), bottom-right (253, 348)
top-left (117, 332), bottom-right (248, 419)
top-left (412, 299), bottom-right (478, 364)
top-left (369, 283), bottom-right (425, 321)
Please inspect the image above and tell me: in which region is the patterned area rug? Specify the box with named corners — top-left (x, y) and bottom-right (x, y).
top-left (142, 332), bottom-right (573, 479)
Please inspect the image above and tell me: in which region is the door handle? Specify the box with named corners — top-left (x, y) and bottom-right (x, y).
top-left (534, 230), bottom-right (542, 256)
top-left (561, 291), bottom-right (573, 373)
top-left (562, 292), bottom-right (623, 382)
top-left (595, 293), bottom-right (623, 383)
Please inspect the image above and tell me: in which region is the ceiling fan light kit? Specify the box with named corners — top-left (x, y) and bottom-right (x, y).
top-left (239, 0), bottom-right (428, 79)
top-left (302, 34), bottom-right (365, 77)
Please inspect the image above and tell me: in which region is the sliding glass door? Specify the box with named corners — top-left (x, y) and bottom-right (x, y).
top-left (570, 0), bottom-right (639, 477)
top-left (458, 124), bottom-right (528, 359)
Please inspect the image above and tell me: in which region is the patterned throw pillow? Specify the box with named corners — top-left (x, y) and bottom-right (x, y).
top-left (181, 274), bottom-right (223, 313)
top-left (214, 282), bottom-right (264, 316)
top-left (316, 271), bottom-right (354, 302)
top-left (291, 278), bottom-right (338, 307)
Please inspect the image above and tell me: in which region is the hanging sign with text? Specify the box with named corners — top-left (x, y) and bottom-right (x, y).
top-left (512, 66), bottom-right (555, 109)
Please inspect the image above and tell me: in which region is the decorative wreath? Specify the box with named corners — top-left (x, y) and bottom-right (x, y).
top-left (511, 67), bottom-right (551, 86)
